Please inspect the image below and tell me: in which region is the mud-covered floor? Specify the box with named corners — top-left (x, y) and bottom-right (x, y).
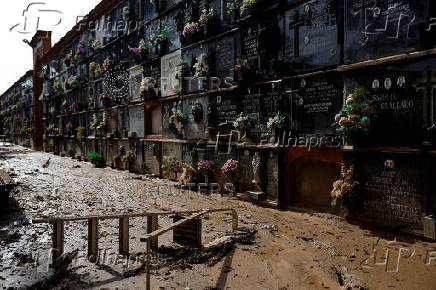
top-left (1, 143), bottom-right (435, 290)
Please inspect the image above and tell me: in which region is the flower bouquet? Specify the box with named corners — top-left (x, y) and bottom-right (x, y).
top-left (76, 126), bottom-right (86, 140)
top-left (267, 112), bottom-right (285, 142)
top-left (61, 100), bottom-right (68, 110)
top-left (63, 50), bottom-right (73, 67)
top-left (234, 58), bottom-right (256, 81)
top-left (233, 112), bottom-right (250, 142)
top-left (168, 102), bottom-right (187, 136)
top-left (47, 123), bottom-right (57, 135)
top-left (199, 9), bottom-right (218, 36)
top-left (149, 29), bottom-right (168, 55)
top-left (66, 121), bottom-right (74, 135)
top-left (89, 38), bottom-right (102, 53)
top-left (331, 163), bottom-right (359, 216)
top-left (221, 159), bottom-right (239, 194)
top-left (140, 77), bottom-right (157, 99)
top-left (198, 160), bottom-right (214, 183)
top-left (333, 88), bottom-right (374, 146)
top-left (193, 53), bottom-right (209, 78)
top-left (122, 6), bottom-right (130, 22)
top-left (73, 42), bottom-right (85, 62)
top-left (227, 0), bottom-right (265, 16)
top-left (71, 101), bottom-right (78, 112)
top-left (53, 80), bottom-right (63, 93)
top-left (103, 59), bottom-right (115, 73)
top-left (181, 22), bottom-right (201, 45)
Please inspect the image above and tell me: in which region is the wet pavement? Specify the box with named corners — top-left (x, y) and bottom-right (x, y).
top-left (1, 143), bottom-right (436, 289)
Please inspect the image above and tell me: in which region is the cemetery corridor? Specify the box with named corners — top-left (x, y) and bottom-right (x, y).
top-left (1, 144), bottom-right (435, 289)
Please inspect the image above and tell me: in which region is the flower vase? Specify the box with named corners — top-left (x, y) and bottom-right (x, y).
top-left (231, 173), bottom-right (239, 195)
top-left (204, 173), bottom-right (209, 184)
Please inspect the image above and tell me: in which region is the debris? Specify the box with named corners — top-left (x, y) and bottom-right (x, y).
top-left (42, 158), bottom-right (51, 169)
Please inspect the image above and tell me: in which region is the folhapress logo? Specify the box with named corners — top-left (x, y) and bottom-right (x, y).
top-left (9, 2), bottom-right (63, 35)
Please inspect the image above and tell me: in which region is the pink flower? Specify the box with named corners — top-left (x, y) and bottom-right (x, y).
top-left (198, 160), bottom-right (214, 170)
top-left (221, 159), bottom-right (239, 174)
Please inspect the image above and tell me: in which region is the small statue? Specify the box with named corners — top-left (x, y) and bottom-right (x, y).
top-left (252, 152), bottom-right (261, 184)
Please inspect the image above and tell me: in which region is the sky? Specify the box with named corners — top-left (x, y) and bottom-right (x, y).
top-left (0, 0), bottom-right (102, 94)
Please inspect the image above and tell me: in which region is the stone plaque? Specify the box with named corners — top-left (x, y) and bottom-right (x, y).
top-left (292, 73), bottom-right (342, 134)
top-left (197, 0), bottom-right (208, 13)
top-left (159, 0), bottom-right (183, 12)
top-left (261, 84), bottom-right (282, 123)
top-left (344, 63), bottom-right (432, 146)
top-left (129, 64), bottom-right (144, 101)
top-left (285, 0), bottom-right (342, 73)
top-left (184, 96), bottom-right (208, 140)
top-left (211, 35), bottom-right (235, 84)
top-left (143, 60), bottom-right (161, 97)
top-left (129, 105), bottom-right (145, 138)
top-left (240, 23), bottom-right (259, 71)
top-left (183, 0), bottom-right (198, 24)
top-left (259, 14), bottom-right (285, 78)
top-left (344, 0), bottom-right (431, 64)
top-left (143, 0), bottom-right (157, 21)
top-left (215, 91), bottom-right (240, 126)
top-left (241, 87), bottom-right (262, 140)
top-left (161, 50), bottom-right (182, 97)
top-left (352, 152), bottom-right (424, 231)
top-left (144, 141), bottom-right (161, 176)
top-left (162, 100), bottom-right (181, 139)
top-left (144, 20), bottom-right (161, 61)
top-left (173, 215), bottom-right (202, 248)
top-left (118, 106), bottom-right (129, 136)
top-left (162, 142), bottom-right (182, 160)
top-left (182, 45), bottom-right (210, 93)
top-left (162, 10), bottom-right (181, 52)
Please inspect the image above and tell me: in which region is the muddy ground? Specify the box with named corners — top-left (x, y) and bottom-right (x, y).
top-left (0, 144), bottom-right (435, 290)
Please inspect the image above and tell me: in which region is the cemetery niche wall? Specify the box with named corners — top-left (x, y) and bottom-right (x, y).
top-left (3, 0), bottom-right (436, 235)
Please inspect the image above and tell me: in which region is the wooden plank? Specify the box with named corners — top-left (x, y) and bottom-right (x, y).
top-left (32, 208), bottom-right (236, 223)
top-left (147, 215), bottom-right (159, 250)
top-left (140, 211), bottom-right (207, 242)
top-left (88, 219), bottom-right (99, 260)
top-left (52, 221), bottom-right (64, 269)
top-left (119, 217), bottom-right (129, 256)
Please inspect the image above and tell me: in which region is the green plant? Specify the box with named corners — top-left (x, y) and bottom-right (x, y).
top-left (87, 152), bottom-right (100, 162)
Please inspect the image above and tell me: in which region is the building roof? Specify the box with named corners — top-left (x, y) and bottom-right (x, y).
top-left (1, 70), bottom-right (33, 97)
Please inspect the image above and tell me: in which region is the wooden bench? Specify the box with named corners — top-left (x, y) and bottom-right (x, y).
top-left (0, 170), bottom-right (17, 211)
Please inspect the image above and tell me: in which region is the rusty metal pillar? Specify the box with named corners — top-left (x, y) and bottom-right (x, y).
top-left (147, 215), bottom-right (158, 250)
top-left (51, 221), bottom-right (64, 269)
top-left (88, 219), bottom-right (99, 260)
top-left (119, 217), bottom-right (129, 255)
